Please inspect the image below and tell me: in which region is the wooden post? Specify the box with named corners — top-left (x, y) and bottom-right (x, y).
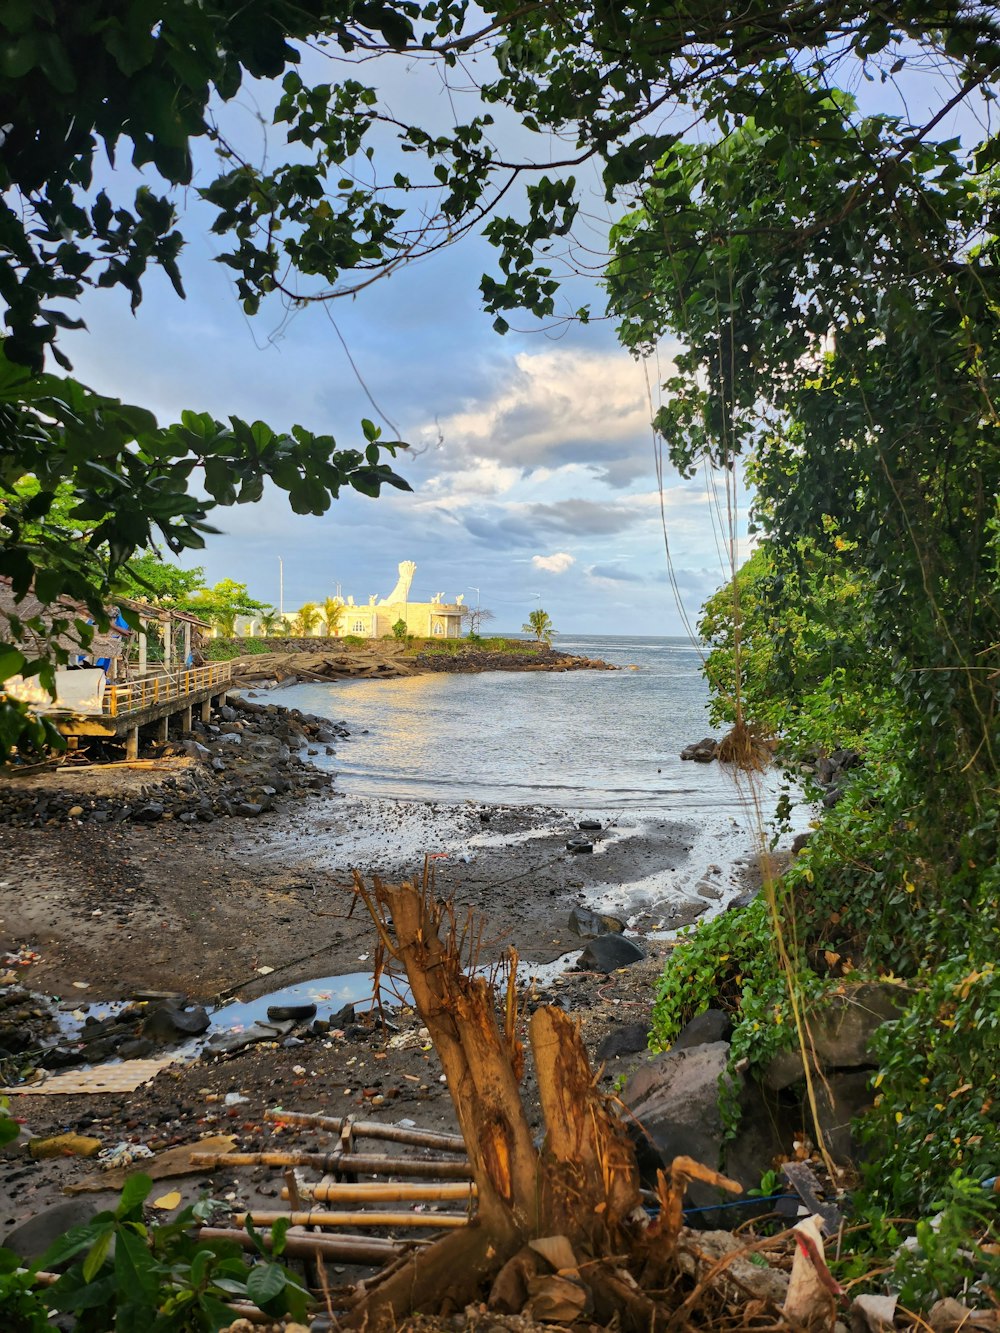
top-left (158, 716), bottom-right (169, 743)
top-left (138, 620), bottom-right (147, 676)
top-left (201, 696), bottom-right (212, 724)
top-left (126, 727), bottom-right (139, 761)
top-left (182, 703), bottom-right (193, 731)
top-left (183, 620), bottom-right (191, 666)
top-left (163, 615), bottom-right (172, 670)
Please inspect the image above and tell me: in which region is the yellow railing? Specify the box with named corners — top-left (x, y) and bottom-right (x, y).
top-left (104, 661), bottom-right (233, 717)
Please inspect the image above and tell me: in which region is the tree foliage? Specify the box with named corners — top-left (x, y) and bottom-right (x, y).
top-left (522, 608), bottom-right (554, 644)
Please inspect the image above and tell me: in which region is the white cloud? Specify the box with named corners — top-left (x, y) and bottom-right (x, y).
top-left (532, 552), bottom-right (576, 574)
top-left (414, 347), bottom-right (669, 485)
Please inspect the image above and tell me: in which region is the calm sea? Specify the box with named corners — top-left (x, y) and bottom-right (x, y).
top-left (269, 635), bottom-right (781, 813)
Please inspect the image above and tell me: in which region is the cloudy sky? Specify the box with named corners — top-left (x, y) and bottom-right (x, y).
top-left (56, 42), bottom-right (961, 636)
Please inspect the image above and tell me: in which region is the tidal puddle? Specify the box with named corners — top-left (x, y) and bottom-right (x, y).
top-left (210, 970), bottom-right (413, 1032)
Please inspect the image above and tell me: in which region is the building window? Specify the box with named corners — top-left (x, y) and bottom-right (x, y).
top-left (433, 622), bottom-right (443, 635)
top-left (353, 620), bottom-right (365, 634)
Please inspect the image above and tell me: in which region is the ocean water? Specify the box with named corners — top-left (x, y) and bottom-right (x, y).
top-left (269, 635), bottom-right (777, 813)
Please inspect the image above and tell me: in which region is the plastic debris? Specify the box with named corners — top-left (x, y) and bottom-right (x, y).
top-left (98, 1142), bottom-right (155, 1171)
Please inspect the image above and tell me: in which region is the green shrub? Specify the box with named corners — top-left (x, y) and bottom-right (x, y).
top-left (342, 634), bottom-right (367, 647)
top-left (8, 1173), bottom-right (309, 1330)
top-left (860, 958), bottom-right (1000, 1214)
top-left (391, 619), bottom-right (408, 640)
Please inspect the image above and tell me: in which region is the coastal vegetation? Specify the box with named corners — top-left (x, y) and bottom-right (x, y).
top-left (610, 72), bottom-right (1000, 1289)
top-left (522, 608), bottom-right (556, 645)
top-left (1, 0), bottom-right (998, 1323)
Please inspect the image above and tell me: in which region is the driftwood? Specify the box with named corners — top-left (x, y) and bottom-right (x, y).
top-left (263, 1108), bottom-right (466, 1152)
top-left (234, 1210), bottom-right (468, 1230)
top-left (198, 1226), bottom-right (411, 1263)
top-left (189, 1150), bottom-right (472, 1178)
top-left (281, 1181), bottom-right (476, 1204)
top-left (345, 874), bottom-right (745, 1330)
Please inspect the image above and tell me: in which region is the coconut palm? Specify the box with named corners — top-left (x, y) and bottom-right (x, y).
top-left (522, 608), bottom-right (555, 645)
top-left (212, 607), bottom-right (240, 638)
top-left (291, 602), bottom-right (321, 636)
top-left (321, 596), bottom-right (345, 637)
top-left (258, 607), bottom-right (282, 637)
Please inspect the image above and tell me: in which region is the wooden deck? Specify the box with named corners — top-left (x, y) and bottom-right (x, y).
top-left (58, 661), bottom-right (234, 755)
top-left (104, 662), bottom-right (233, 718)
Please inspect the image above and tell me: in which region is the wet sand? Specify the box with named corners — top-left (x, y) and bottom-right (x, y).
top-left (0, 764), bottom-right (782, 1244)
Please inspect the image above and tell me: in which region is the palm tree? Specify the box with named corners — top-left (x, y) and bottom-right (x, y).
top-left (213, 607), bottom-right (239, 638)
top-left (523, 608), bottom-right (555, 645)
top-left (258, 607), bottom-right (282, 637)
top-left (291, 602), bottom-right (321, 637)
top-left (321, 596), bottom-right (345, 637)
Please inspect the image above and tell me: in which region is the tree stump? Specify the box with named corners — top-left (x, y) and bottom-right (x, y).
top-left (347, 874), bottom-right (740, 1330)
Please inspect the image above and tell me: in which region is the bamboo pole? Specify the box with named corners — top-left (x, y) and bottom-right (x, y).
top-left (189, 1150), bottom-right (473, 1178)
top-left (282, 1181), bottom-right (477, 1204)
top-left (264, 1109), bottom-right (466, 1153)
top-left (233, 1210), bottom-right (469, 1230)
top-left (197, 1227), bottom-right (412, 1263)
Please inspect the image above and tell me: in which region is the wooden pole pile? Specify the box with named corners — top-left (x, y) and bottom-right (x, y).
top-left (193, 1097), bottom-right (478, 1271)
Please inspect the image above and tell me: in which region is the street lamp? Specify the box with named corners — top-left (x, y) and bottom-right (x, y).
top-left (468, 586), bottom-right (480, 633)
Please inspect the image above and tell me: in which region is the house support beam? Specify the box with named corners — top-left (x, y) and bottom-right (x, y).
top-left (181, 703), bottom-right (193, 732)
top-left (157, 716), bottom-right (169, 743)
top-left (126, 727), bottom-right (139, 761)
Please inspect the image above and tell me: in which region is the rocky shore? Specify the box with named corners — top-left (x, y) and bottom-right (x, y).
top-left (226, 637), bottom-right (619, 688)
top-left (0, 686), bottom-right (785, 1247)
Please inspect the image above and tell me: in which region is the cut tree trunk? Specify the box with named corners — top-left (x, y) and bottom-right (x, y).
top-left (346, 875), bottom-right (740, 1330)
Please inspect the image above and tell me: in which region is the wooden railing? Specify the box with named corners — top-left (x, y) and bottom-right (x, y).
top-left (104, 661), bottom-right (233, 717)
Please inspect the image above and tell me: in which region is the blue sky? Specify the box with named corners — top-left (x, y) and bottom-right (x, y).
top-left (55, 42), bottom-right (977, 636)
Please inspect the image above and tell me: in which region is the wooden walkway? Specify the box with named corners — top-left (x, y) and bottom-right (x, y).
top-left (59, 661), bottom-right (234, 757)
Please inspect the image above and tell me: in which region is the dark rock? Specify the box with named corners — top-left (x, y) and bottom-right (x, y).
top-left (4, 1200), bottom-right (101, 1262)
top-left (568, 906), bottom-right (626, 939)
top-left (680, 737), bottom-right (719, 762)
top-left (211, 757), bottom-right (226, 772)
top-left (182, 740), bottom-right (212, 762)
top-left (232, 801), bottom-right (264, 817)
top-left (790, 832), bottom-right (813, 855)
top-left (219, 704), bottom-right (237, 722)
top-left (624, 1043), bottom-right (733, 1207)
top-left (762, 982), bottom-right (908, 1090)
top-left (331, 1003), bottom-right (356, 1028)
top-left (811, 1071), bottom-right (875, 1165)
top-left (203, 1018), bottom-right (295, 1055)
top-left (596, 1021), bottom-right (650, 1061)
top-left (726, 890), bottom-right (758, 912)
top-left (578, 934), bottom-right (645, 972)
top-left (671, 1009), bottom-right (733, 1051)
top-left (143, 1003), bottom-right (211, 1041)
top-left (118, 1037), bottom-right (156, 1060)
top-left (134, 803), bottom-right (165, 822)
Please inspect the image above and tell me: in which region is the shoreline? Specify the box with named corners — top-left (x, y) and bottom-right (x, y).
top-left (0, 688), bottom-right (787, 1244)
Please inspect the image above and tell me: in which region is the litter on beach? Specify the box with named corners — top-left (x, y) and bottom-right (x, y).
top-left (0, 1055), bottom-right (179, 1096)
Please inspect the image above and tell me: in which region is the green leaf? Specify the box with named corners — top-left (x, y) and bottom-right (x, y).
top-left (116, 1173), bottom-right (153, 1218)
top-left (82, 1227), bottom-right (113, 1283)
top-left (246, 1260), bottom-right (287, 1304)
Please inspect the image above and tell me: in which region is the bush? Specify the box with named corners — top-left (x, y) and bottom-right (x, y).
top-left (202, 637), bottom-right (269, 660)
top-left (860, 958), bottom-right (1000, 1214)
